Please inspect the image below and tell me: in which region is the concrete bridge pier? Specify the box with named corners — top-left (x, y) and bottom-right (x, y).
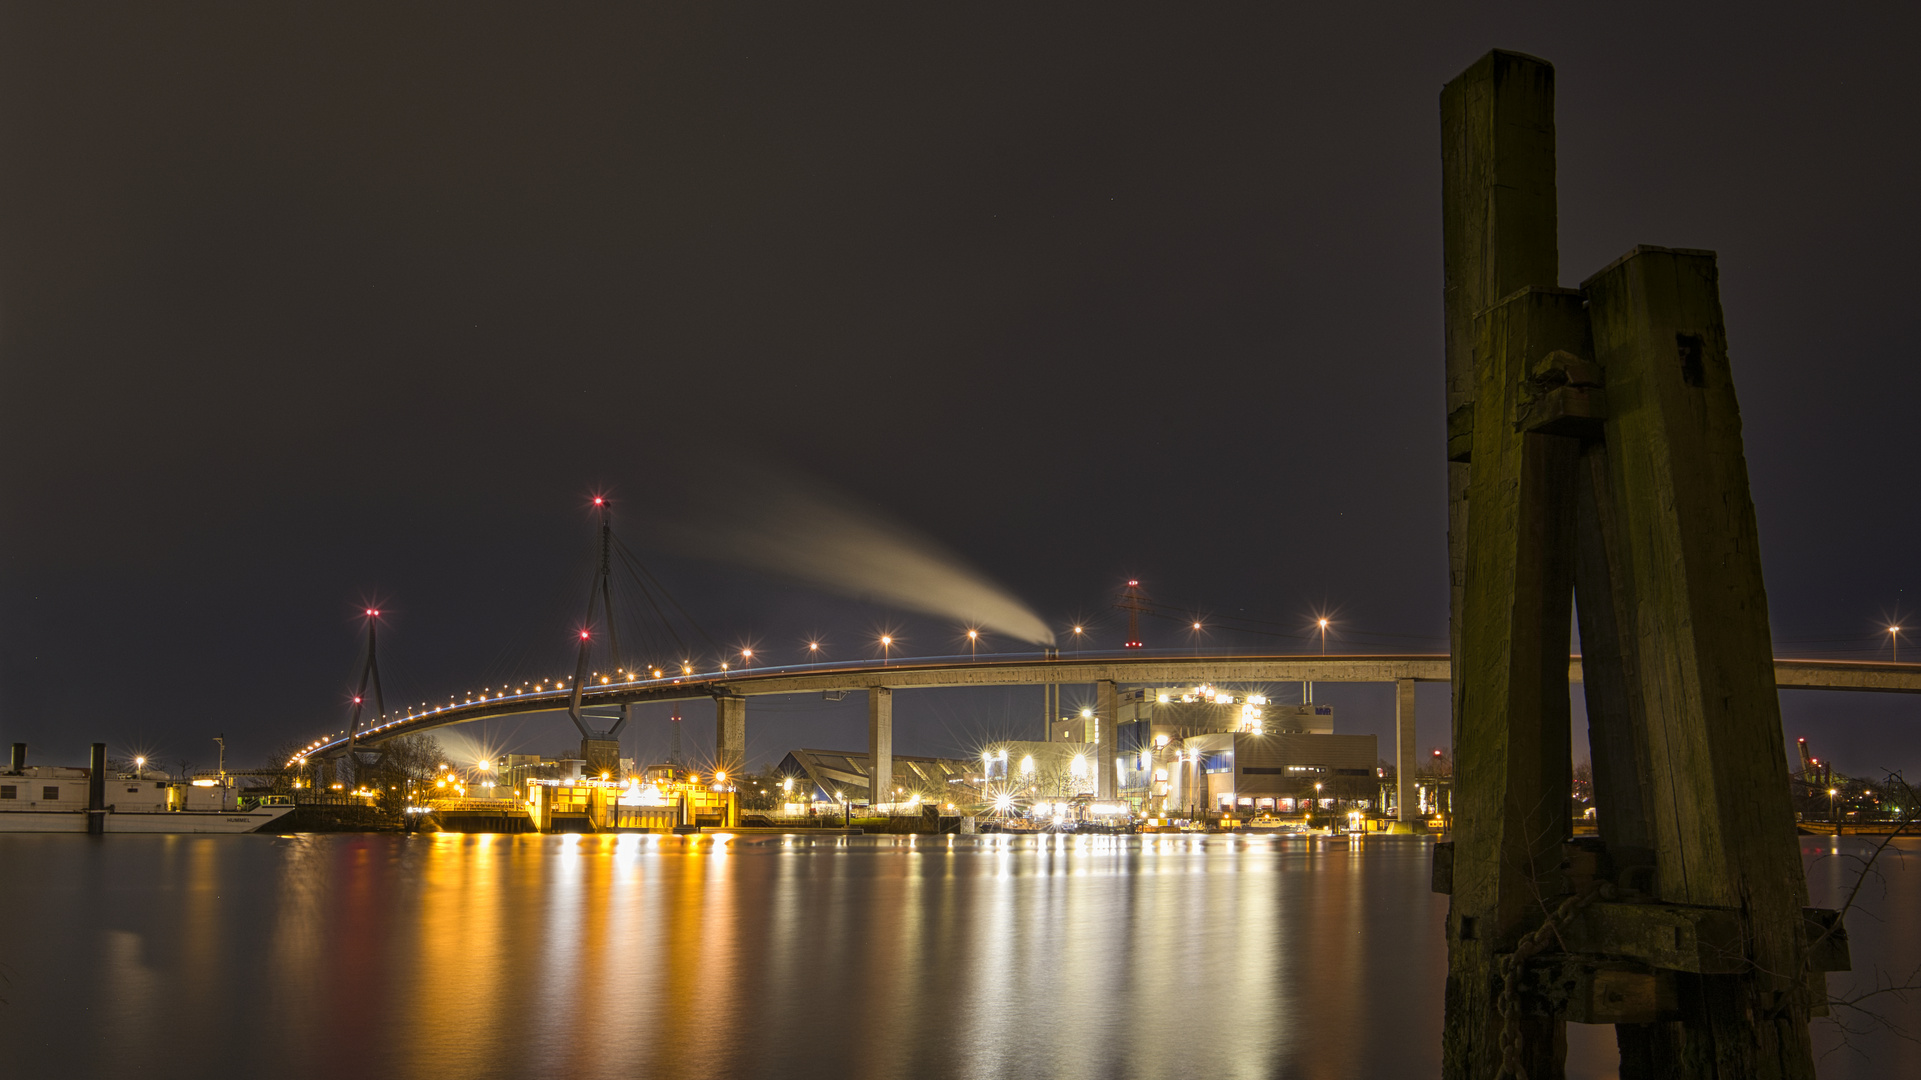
top-left (1096, 680), bottom-right (1118, 799)
top-left (868, 687), bottom-right (892, 808)
top-left (1394, 678), bottom-right (1417, 825)
top-left (714, 694), bottom-right (745, 780)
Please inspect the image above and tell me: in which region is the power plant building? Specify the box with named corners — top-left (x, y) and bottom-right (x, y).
top-left (1111, 685), bottom-right (1378, 816)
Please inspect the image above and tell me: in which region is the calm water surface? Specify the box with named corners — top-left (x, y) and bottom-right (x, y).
top-left (0, 832), bottom-right (1913, 1079)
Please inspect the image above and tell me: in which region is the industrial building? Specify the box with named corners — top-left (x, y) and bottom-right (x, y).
top-left (776, 748), bottom-right (977, 808)
top-left (1112, 685), bottom-right (1378, 818)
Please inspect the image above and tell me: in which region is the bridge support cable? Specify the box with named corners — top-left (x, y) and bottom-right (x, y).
top-left (610, 532), bottom-right (722, 666)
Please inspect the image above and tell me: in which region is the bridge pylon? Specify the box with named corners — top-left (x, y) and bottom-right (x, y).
top-left (568, 497), bottom-right (630, 776)
top-left (342, 608), bottom-right (388, 773)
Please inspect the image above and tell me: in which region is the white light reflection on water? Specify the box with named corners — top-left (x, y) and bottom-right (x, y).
top-left (0, 835), bottom-right (1915, 1079)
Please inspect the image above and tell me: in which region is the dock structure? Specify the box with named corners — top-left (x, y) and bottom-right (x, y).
top-left (428, 777), bottom-right (736, 834)
top-left (1438, 51), bottom-right (1835, 1079)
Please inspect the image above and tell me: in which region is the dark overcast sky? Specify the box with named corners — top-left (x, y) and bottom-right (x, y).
top-left (3, 4), bottom-right (1917, 777)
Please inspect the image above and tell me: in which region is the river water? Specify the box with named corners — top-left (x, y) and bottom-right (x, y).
top-left (0, 832), bottom-right (1913, 1079)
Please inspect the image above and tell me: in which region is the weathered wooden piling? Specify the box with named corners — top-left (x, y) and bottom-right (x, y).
top-left (87, 741), bottom-right (107, 834)
top-left (1439, 51), bottom-right (1834, 1080)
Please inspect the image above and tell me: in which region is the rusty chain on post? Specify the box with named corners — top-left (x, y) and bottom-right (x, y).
top-left (1493, 881), bottom-right (1609, 1080)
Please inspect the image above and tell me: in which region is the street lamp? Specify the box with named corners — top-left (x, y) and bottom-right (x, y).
top-left (880, 635), bottom-right (893, 665)
top-left (741, 648), bottom-right (754, 668)
top-left (1829, 786), bottom-right (1840, 824)
top-left (1891, 625), bottom-right (1903, 663)
top-left (1302, 617), bottom-right (1330, 705)
top-left (1072, 625), bottom-right (1084, 658)
top-left (967, 629), bottom-right (979, 658)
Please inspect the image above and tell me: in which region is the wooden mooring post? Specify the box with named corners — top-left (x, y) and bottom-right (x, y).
top-left (1437, 51), bottom-right (1842, 1080)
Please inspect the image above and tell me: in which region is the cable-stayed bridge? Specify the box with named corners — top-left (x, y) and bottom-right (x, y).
top-left (294, 499), bottom-right (1921, 820)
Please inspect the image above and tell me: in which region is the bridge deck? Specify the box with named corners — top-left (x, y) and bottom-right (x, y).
top-left (295, 653), bottom-right (1921, 760)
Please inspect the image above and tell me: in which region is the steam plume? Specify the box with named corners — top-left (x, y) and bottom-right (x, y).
top-left (664, 470), bottom-right (1055, 646)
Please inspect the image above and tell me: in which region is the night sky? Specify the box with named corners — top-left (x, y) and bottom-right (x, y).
top-left (4, 5), bottom-right (1917, 778)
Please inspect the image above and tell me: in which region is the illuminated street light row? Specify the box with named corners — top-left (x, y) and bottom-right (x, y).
top-left (300, 611), bottom-right (1375, 761)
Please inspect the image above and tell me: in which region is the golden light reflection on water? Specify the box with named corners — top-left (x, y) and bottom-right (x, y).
top-left (30, 832), bottom-right (1855, 1079)
top-left (3, 834), bottom-right (1915, 1078)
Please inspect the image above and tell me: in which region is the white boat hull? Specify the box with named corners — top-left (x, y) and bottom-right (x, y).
top-left (0, 806), bottom-right (295, 834)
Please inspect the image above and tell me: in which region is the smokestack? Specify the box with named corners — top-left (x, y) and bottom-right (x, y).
top-left (8, 743), bottom-right (22, 773)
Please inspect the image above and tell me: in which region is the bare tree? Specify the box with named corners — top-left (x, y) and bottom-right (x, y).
top-left (358, 733), bottom-right (448, 816)
top-left (1810, 772), bottom-right (1921, 1058)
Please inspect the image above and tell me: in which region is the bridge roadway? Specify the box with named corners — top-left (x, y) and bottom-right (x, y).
top-left (300, 652), bottom-right (1921, 813)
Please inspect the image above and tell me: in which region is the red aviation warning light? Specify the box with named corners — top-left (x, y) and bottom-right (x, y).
top-left (579, 630), bottom-right (591, 640)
